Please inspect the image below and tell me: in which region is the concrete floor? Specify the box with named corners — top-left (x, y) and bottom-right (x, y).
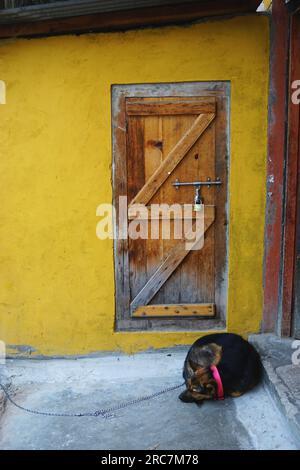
top-left (250, 334), bottom-right (300, 443)
top-left (0, 350), bottom-right (298, 450)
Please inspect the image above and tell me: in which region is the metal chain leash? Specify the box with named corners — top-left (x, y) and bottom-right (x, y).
top-left (0, 381), bottom-right (185, 419)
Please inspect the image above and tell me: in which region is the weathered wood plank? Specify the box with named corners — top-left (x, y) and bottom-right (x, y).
top-left (130, 207), bottom-right (215, 313)
top-left (143, 114), bottom-right (165, 303)
top-left (113, 92), bottom-right (131, 322)
top-left (127, 116), bottom-right (147, 299)
top-left (129, 112), bottom-right (216, 206)
top-left (213, 94), bottom-right (228, 322)
top-left (132, 303), bottom-right (215, 317)
top-left (126, 97), bottom-right (216, 115)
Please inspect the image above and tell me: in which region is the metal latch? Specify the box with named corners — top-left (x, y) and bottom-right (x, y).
top-left (172, 177), bottom-right (221, 209)
top-left (172, 177), bottom-right (221, 189)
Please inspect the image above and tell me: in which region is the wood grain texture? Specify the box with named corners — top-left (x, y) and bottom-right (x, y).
top-left (130, 207), bottom-right (215, 314)
top-left (282, 12), bottom-right (300, 337)
top-left (158, 113), bottom-right (195, 304)
top-left (143, 114), bottom-right (165, 304)
top-left (262, 0), bottom-right (289, 333)
top-left (132, 303), bottom-right (215, 317)
top-left (126, 97), bottom-right (216, 115)
top-left (113, 92), bottom-right (132, 324)
top-left (129, 112), bottom-right (215, 206)
top-left (127, 116), bottom-right (147, 299)
top-left (212, 95), bottom-right (227, 321)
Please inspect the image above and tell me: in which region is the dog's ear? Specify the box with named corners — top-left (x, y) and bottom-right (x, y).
top-left (189, 344), bottom-right (222, 369)
top-left (206, 343), bottom-right (223, 365)
top-left (189, 359), bottom-right (201, 371)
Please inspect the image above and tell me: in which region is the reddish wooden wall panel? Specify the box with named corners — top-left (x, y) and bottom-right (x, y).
top-left (281, 12), bottom-right (300, 336)
top-left (263, 0), bottom-right (289, 332)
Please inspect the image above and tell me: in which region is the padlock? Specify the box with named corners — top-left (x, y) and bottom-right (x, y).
top-left (193, 187), bottom-right (202, 212)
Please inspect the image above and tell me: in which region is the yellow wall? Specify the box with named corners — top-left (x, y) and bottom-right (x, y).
top-left (0, 15), bottom-right (269, 356)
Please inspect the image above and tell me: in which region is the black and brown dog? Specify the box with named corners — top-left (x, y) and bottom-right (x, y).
top-left (179, 333), bottom-right (262, 404)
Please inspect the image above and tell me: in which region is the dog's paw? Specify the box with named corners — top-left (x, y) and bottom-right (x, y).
top-left (195, 400), bottom-right (204, 407)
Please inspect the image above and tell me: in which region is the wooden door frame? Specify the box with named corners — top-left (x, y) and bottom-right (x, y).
top-left (263, 0), bottom-right (300, 336)
top-left (112, 81), bottom-right (230, 332)
top-left (262, 0), bottom-right (290, 333)
top-left (280, 10), bottom-right (300, 336)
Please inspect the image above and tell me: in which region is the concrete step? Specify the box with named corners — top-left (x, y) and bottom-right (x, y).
top-left (249, 333), bottom-right (300, 446)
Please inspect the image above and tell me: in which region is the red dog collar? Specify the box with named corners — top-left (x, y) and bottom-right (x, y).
top-left (210, 365), bottom-right (224, 400)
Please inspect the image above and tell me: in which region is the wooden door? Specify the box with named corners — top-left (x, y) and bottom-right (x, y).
top-left (112, 83), bottom-right (229, 331)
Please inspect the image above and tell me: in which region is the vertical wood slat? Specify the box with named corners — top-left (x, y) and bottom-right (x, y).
top-left (262, 0), bottom-right (290, 333)
top-left (282, 12), bottom-right (300, 337)
top-left (126, 96), bottom-right (216, 115)
top-left (127, 116), bottom-right (147, 299)
top-left (143, 114), bottom-right (165, 303)
top-left (113, 93), bottom-right (131, 323)
top-left (213, 95), bottom-right (228, 322)
top-left (129, 112), bottom-right (216, 207)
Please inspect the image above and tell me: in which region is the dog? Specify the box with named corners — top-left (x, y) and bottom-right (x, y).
top-left (179, 333), bottom-right (262, 405)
